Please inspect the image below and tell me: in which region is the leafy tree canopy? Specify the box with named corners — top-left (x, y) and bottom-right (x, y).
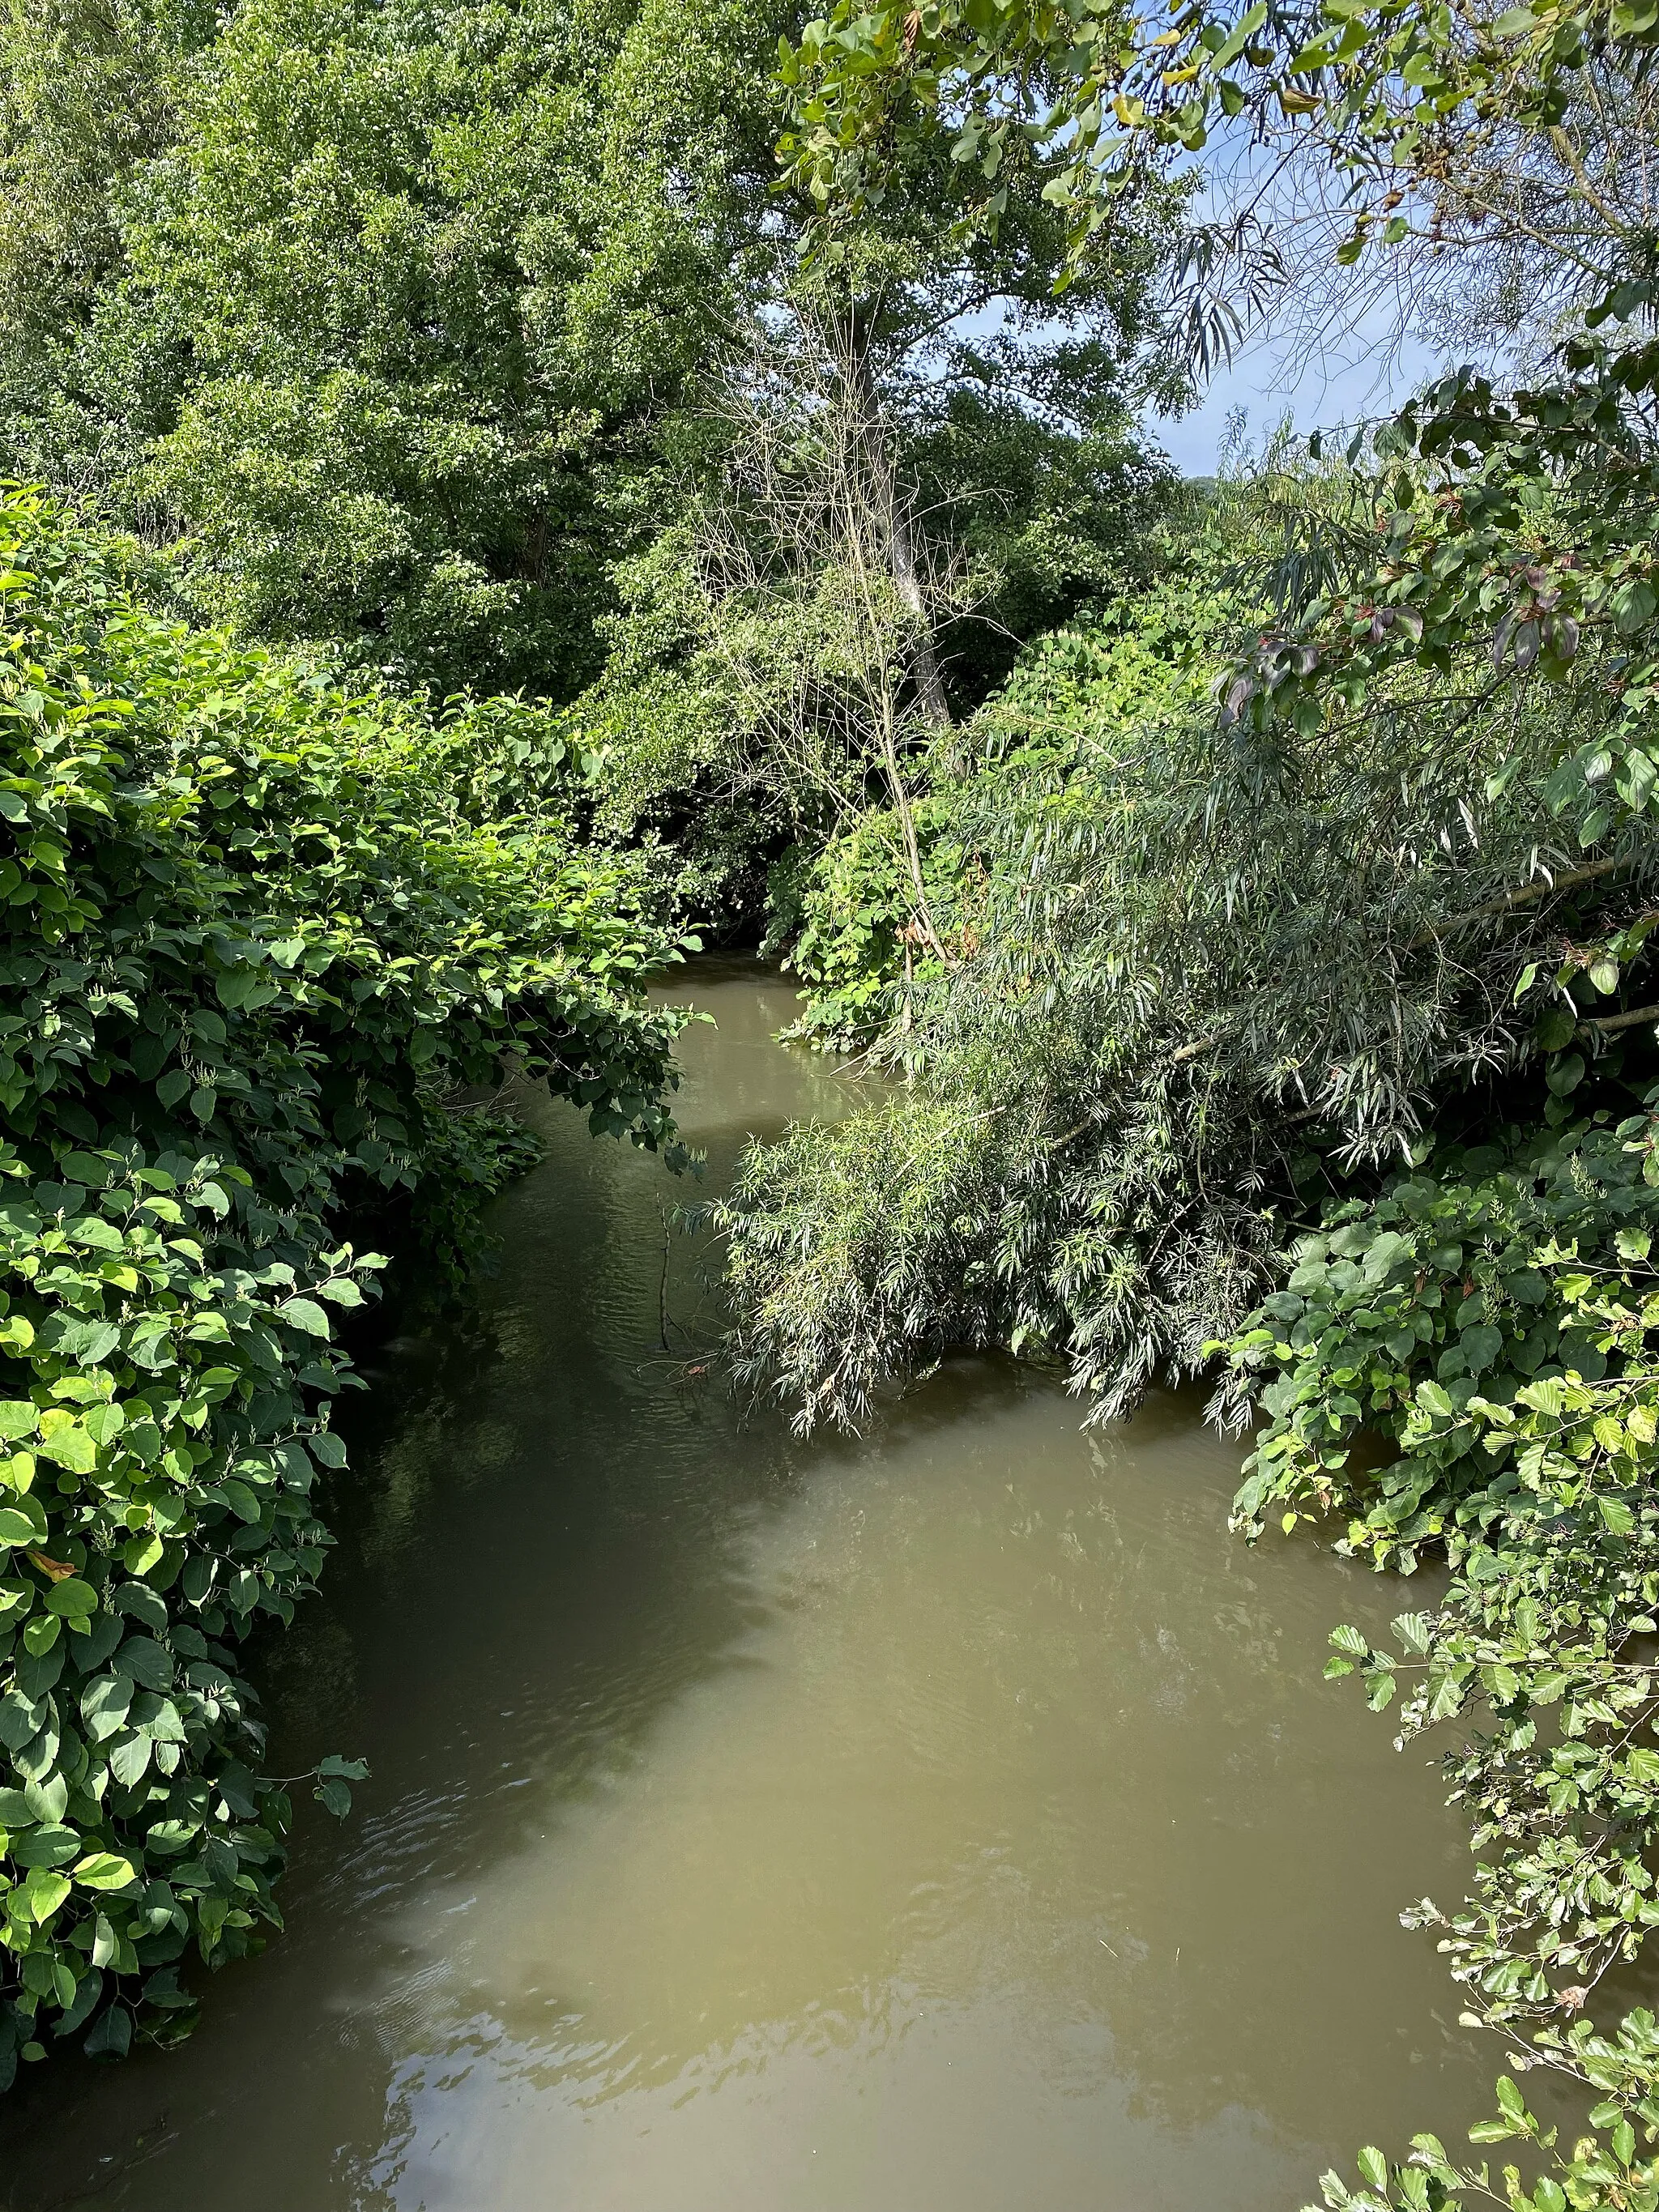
top-left (1, 0), bottom-right (1186, 729)
top-left (0, 482), bottom-right (689, 2082)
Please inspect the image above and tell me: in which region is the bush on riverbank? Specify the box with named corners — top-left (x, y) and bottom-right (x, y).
top-left (0, 485), bottom-right (690, 2082)
top-left (1221, 1109), bottom-right (1659, 2208)
top-left (719, 334), bottom-right (1659, 1423)
top-left (766, 554), bottom-right (1233, 1055)
top-left (714, 323), bottom-right (1659, 2201)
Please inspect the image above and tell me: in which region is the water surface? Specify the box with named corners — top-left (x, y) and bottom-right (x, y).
top-left (1, 962), bottom-right (1529, 2210)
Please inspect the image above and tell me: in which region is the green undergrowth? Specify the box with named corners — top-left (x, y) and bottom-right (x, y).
top-left (0, 484), bottom-right (691, 2083)
top-left (1224, 1097), bottom-right (1659, 2212)
top-left (772, 566), bottom-right (1235, 1052)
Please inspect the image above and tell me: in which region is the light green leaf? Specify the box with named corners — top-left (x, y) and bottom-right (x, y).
top-left (80, 1673), bottom-right (133, 1741)
top-left (0, 1495), bottom-right (49, 1547)
top-left (36, 1412), bottom-right (96, 1474)
top-left (19, 1869), bottom-right (70, 1923)
top-left (71, 1852), bottom-right (139, 1891)
top-left (108, 1734), bottom-right (151, 1788)
top-left (83, 1402), bottom-right (125, 1446)
top-left (276, 1298), bottom-right (331, 1338)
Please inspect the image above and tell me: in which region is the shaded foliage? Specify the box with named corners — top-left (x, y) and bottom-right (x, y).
top-left (0, 486), bottom-right (688, 2078)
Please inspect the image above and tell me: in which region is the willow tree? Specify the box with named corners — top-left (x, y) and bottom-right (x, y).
top-left (723, 0), bottom-right (1659, 1399)
top-left (720, 16), bottom-right (1659, 2210)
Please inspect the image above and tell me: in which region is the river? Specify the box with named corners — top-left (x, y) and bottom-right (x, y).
top-left (0, 959), bottom-right (1538, 2210)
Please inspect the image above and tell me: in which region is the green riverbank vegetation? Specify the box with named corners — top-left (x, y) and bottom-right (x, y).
top-left (7, 0), bottom-right (1659, 2201)
top-left (0, 483), bottom-right (690, 2078)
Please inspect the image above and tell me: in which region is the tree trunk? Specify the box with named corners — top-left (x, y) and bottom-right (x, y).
top-left (847, 332), bottom-right (952, 728)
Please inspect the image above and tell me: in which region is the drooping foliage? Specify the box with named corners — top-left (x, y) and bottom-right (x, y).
top-left (777, 0), bottom-right (1659, 352)
top-left (0, 484), bottom-right (688, 2082)
top-left (719, 0), bottom-right (1659, 2203)
top-left (768, 539), bottom-right (1228, 1048)
top-left (718, 360), bottom-right (1659, 1421)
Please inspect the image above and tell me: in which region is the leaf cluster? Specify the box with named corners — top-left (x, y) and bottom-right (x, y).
top-left (0, 482), bottom-right (690, 2078)
top-left (1226, 1110), bottom-right (1659, 2206)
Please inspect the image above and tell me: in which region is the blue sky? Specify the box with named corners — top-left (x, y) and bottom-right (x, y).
top-left (1149, 324), bottom-right (1444, 475)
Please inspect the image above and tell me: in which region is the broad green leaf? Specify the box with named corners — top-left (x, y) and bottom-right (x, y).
top-left (122, 1530), bottom-right (164, 1576)
top-left (218, 1479), bottom-right (262, 1524)
top-left (67, 1216), bottom-right (122, 1251)
top-left (112, 1636), bottom-right (173, 1692)
top-left (26, 1773), bottom-right (67, 1824)
top-left (108, 1734), bottom-right (152, 1788)
top-left (80, 1673), bottom-right (134, 1741)
top-left (71, 1853), bottom-right (139, 1891)
top-left (83, 1401), bottom-right (125, 1446)
top-left (9, 1824), bottom-right (80, 1868)
top-left (45, 1577), bottom-right (97, 1620)
top-left (0, 1495), bottom-right (49, 1547)
top-left (18, 1869), bottom-right (70, 1923)
top-left (276, 1298), bottom-right (331, 1338)
top-left (36, 1411), bottom-right (96, 1473)
top-left (1460, 1324), bottom-right (1503, 1374)
top-left (84, 2003), bottom-right (132, 2060)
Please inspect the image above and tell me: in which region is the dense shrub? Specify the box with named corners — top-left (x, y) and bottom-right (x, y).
top-left (769, 561), bottom-right (1235, 1051)
top-left (723, 340), bottom-right (1659, 1428)
top-left (0, 485), bottom-right (689, 2082)
top-left (1223, 1106), bottom-right (1659, 2207)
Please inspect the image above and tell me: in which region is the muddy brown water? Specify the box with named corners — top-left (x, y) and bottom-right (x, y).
top-left (0, 961), bottom-right (1562, 2210)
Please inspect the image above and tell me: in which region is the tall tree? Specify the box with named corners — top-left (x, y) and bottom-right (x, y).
top-left (103, 0), bottom-right (799, 694)
top-left (2, 0), bottom-right (1182, 712)
top-left (0, 0), bottom-right (213, 490)
top-left (568, 48), bottom-right (1185, 912)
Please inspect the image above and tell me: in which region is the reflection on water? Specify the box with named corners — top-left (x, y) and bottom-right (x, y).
top-left (0, 961), bottom-right (1546, 2210)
